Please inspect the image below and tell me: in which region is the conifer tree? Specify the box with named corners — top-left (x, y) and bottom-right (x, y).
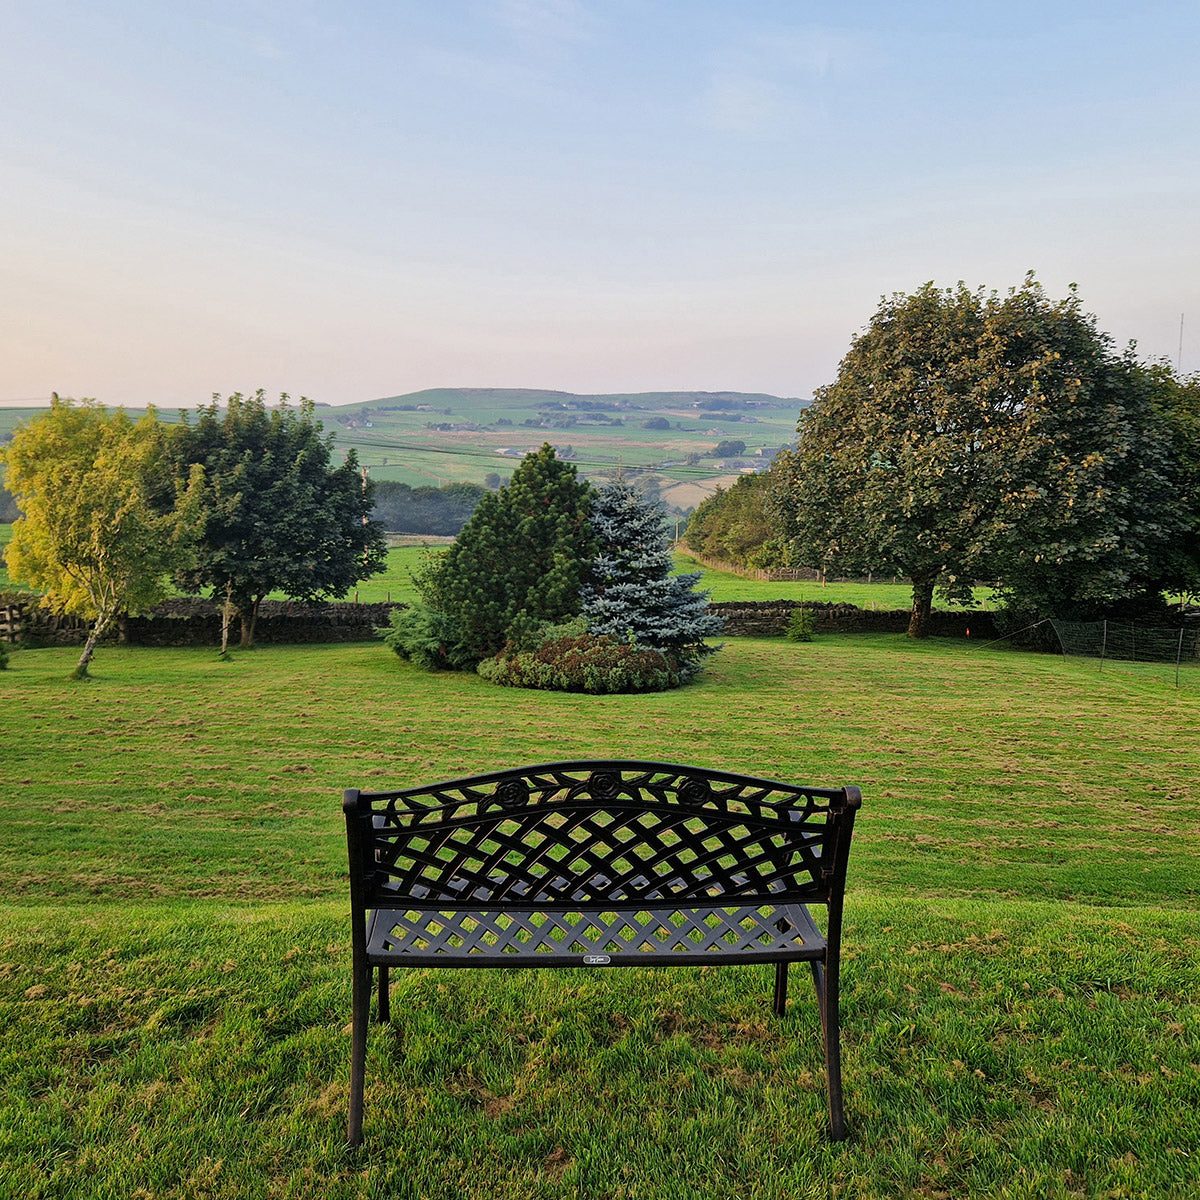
top-left (583, 479), bottom-right (722, 677)
top-left (395, 444), bottom-right (595, 666)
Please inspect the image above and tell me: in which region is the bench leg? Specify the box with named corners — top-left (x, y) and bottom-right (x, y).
top-left (348, 958), bottom-right (371, 1147)
top-left (772, 961), bottom-right (789, 1016)
top-left (812, 958), bottom-right (847, 1142)
top-left (376, 965), bottom-right (390, 1024)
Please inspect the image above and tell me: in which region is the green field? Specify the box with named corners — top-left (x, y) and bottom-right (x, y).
top-left (2, 525), bottom-right (958, 612)
top-left (0, 389), bottom-right (802, 500)
top-left (2, 635), bottom-right (1198, 1198)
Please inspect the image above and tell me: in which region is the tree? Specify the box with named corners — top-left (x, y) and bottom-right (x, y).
top-left (1, 397), bottom-right (203, 677)
top-left (175, 391), bottom-right (387, 651)
top-left (583, 479), bottom-right (723, 677)
top-left (683, 472), bottom-right (788, 569)
top-left (393, 444), bottom-right (595, 667)
top-left (371, 480), bottom-right (486, 534)
top-left (774, 278), bottom-right (1185, 636)
top-left (1143, 366), bottom-right (1200, 604)
top-left (711, 439), bottom-right (747, 458)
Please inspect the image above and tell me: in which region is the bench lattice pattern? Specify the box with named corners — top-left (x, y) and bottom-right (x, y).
top-left (368, 902), bottom-right (825, 964)
top-left (369, 761), bottom-right (839, 909)
top-left (344, 760), bottom-right (860, 1147)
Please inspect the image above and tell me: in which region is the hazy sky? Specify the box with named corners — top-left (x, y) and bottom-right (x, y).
top-left (3, 1), bottom-right (1198, 409)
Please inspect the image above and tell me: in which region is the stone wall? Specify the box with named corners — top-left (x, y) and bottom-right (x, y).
top-left (710, 600), bottom-right (1000, 640)
top-left (4, 597), bottom-right (403, 648)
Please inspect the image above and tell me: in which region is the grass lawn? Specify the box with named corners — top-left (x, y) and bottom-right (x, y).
top-left (2, 635), bottom-right (1199, 1197)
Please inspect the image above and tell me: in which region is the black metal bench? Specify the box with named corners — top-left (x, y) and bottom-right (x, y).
top-left (343, 760), bottom-right (862, 1147)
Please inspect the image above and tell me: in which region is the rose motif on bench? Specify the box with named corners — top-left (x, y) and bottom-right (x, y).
top-left (588, 771), bottom-right (620, 800)
top-left (494, 779), bottom-right (529, 810)
top-left (678, 776), bottom-right (713, 805)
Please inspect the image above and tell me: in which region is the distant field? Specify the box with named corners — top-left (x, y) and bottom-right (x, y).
top-left (1, 389), bottom-right (803, 503)
top-left (3, 525), bottom-right (981, 612)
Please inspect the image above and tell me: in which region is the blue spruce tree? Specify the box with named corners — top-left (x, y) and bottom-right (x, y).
top-left (583, 479), bottom-right (723, 679)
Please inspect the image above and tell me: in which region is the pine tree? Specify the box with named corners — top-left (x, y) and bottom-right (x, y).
top-left (583, 479), bottom-right (723, 677)
top-left (404, 444), bottom-right (596, 666)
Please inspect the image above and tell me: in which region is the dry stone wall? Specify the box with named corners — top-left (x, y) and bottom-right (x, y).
top-left (710, 600), bottom-right (999, 640)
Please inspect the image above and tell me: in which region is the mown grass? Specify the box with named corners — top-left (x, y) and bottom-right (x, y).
top-left (3, 899), bottom-right (1197, 1199)
top-left (2, 637), bottom-right (1199, 1197)
top-left (671, 551), bottom-right (999, 610)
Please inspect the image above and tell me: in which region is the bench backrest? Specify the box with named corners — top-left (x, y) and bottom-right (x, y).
top-left (345, 761), bottom-right (860, 912)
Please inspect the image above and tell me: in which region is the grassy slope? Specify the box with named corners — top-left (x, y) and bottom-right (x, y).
top-left (2, 638), bottom-right (1199, 1197)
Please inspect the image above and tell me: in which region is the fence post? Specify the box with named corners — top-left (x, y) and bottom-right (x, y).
top-left (1176, 627), bottom-right (1185, 689)
top-left (1100, 620), bottom-right (1107, 672)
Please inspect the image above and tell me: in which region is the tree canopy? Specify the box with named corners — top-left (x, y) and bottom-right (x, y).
top-left (1, 397), bottom-right (203, 677)
top-left (774, 278), bottom-right (1186, 635)
top-left (391, 444), bottom-right (596, 667)
top-left (371, 480), bottom-right (486, 535)
top-left (683, 472), bottom-right (788, 570)
top-left (175, 391), bottom-right (387, 649)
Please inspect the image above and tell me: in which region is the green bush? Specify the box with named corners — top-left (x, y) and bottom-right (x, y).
top-left (478, 624), bottom-right (683, 694)
top-left (381, 603), bottom-right (478, 670)
top-left (0, 640), bottom-right (8, 669)
top-left (784, 605), bottom-right (816, 642)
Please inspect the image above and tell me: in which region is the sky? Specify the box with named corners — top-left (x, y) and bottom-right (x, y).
top-left (2, 0), bottom-right (1199, 410)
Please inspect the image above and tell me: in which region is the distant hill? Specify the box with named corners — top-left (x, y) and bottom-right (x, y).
top-left (1, 388), bottom-right (808, 517)
top-left (337, 387), bottom-right (801, 413)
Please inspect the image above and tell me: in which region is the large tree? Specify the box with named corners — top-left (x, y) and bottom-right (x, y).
top-left (775, 278), bottom-right (1184, 635)
top-left (1, 397), bottom-right (203, 677)
top-left (175, 391), bottom-right (387, 651)
top-left (389, 444), bottom-right (595, 667)
top-left (584, 478), bottom-right (722, 677)
top-left (1145, 366), bottom-right (1200, 604)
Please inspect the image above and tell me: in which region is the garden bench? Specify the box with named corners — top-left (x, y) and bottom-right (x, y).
top-left (343, 760), bottom-right (862, 1147)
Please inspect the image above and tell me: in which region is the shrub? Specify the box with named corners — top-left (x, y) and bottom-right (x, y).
top-left (785, 606), bottom-right (816, 642)
top-left (382, 603), bottom-right (478, 670)
top-left (478, 623), bottom-right (683, 694)
top-left (411, 445), bottom-right (595, 667)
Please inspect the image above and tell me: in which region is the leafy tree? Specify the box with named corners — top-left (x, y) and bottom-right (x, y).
top-left (1146, 367), bottom-right (1200, 604)
top-left (175, 391), bottom-right (387, 651)
top-left (371, 480), bottom-right (486, 534)
top-left (389, 444), bottom-right (595, 667)
top-left (583, 478), bottom-right (722, 678)
top-left (683, 472), bottom-right (788, 569)
top-left (775, 278), bottom-right (1185, 635)
top-left (711, 439), bottom-right (747, 458)
top-left (1, 397), bottom-right (203, 677)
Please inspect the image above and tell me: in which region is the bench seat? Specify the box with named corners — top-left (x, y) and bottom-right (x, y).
top-left (366, 900), bottom-right (827, 967)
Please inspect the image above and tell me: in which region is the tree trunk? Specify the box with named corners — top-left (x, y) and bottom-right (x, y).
top-left (219, 579), bottom-right (235, 658)
top-left (907, 578), bottom-right (936, 639)
top-left (240, 594), bottom-right (264, 649)
top-left (73, 611), bottom-right (113, 678)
